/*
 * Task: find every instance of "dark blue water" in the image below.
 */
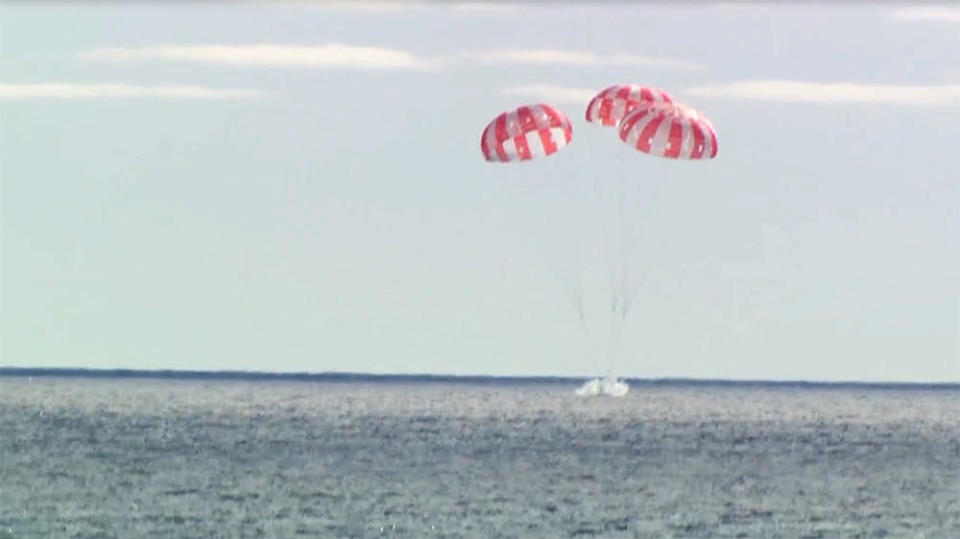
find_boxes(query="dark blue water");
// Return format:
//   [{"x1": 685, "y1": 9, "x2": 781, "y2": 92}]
[{"x1": 2, "y1": 370, "x2": 958, "y2": 537}]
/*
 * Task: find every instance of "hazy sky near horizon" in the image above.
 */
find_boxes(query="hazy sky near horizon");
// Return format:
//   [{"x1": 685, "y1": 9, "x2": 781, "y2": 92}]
[{"x1": 1, "y1": 3, "x2": 958, "y2": 383}]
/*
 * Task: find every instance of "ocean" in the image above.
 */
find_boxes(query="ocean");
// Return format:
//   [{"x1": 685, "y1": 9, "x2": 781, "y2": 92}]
[{"x1": 1, "y1": 371, "x2": 958, "y2": 538}]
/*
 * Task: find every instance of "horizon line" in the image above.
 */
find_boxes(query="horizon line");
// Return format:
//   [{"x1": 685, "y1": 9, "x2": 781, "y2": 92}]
[{"x1": 1, "y1": 367, "x2": 956, "y2": 390}]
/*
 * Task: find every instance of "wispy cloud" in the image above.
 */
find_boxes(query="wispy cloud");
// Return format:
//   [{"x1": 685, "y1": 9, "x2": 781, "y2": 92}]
[
  {"x1": 448, "y1": 2, "x2": 520, "y2": 13},
  {"x1": 0, "y1": 83, "x2": 260, "y2": 100},
  {"x1": 463, "y1": 49, "x2": 703, "y2": 71},
  {"x1": 685, "y1": 81, "x2": 960, "y2": 106},
  {"x1": 501, "y1": 84, "x2": 595, "y2": 105},
  {"x1": 318, "y1": 1, "x2": 421, "y2": 12},
  {"x1": 78, "y1": 44, "x2": 436, "y2": 70},
  {"x1": 302, "y1": 1, "x2": 519, "y2": 13},
  {"x1": 78, "y1": 44, "x2": 701, "y2": 72},
  {"x1": 888, "y1": 7, "x2": 960, "y2": 23},
  {"x1": 712, "y1": 3, "x2": 767, "y2": 11}
]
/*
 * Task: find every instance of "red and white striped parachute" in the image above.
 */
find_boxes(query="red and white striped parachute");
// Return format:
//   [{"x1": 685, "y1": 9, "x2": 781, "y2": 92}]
[
  {"x1": 618, "y1": 102, "x2": 718, "y2": 159},
  {"x1": 585, "y1": 84, "x2": 673, "y2": 127},
  {"x1": 481, "y1": 104, "x2": 573, "y2": 163}
]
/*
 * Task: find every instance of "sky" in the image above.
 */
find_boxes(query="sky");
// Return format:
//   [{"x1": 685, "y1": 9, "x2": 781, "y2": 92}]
[{"x1": 1, "y1": 2, "x2": 958, "y2": 383}]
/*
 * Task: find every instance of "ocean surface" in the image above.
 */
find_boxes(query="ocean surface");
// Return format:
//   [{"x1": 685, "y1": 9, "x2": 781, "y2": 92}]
[{"x1": 1, "y1": 372, "x2": 958, "y2": 538}]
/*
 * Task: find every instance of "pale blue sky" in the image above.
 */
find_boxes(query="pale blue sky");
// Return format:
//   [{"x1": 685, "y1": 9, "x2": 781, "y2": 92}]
[{"x1": 1, "y1": 3, "x2": 958, "y2": 382}]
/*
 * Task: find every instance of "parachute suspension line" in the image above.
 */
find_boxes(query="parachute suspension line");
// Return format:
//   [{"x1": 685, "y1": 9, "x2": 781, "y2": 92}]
[
  {"x1": 606, "y1": 148, "x2": 646, "y2": 381},
  {"x1": 609, "y1": 155, "x2": 631, "y2": 380},
  {"x1": 566, "y1": 147, "x2": 600, "y2": 347},
  {"x1": 602, "y1": 173, "x2": 621, "y2": 381},
  {"x1": 600, "y1": 163, "x2": 619, "y2": 320},
  {"x1": 567, "y1": 160, "x2": 587, "y2": 329},
  {"x1": 573, "y1": 150, "x2": 618, "y2": 382},
  {"x1": 607, "y1": 304, "x2": 628, "y2": 379}
]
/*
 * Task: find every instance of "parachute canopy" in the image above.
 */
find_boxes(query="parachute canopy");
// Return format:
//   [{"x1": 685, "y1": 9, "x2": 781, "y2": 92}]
[
  {"x1": 481, "y1": 104, "x2": 572, "y2": 163},
  {"x1": 585, "y1": 84, "x2": 673, "y2": 128},
  {"x1": 618, "y1": 102, "x2": 718, "y2": 159}
]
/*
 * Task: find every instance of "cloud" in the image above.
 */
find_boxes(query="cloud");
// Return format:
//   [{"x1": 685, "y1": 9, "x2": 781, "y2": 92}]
[
  {"x1": 888, "y1": 7, "x2": 960, "y2": 23},
  {"x1": 463, "y1": 49, "x2": 703, "y2": 71},
  {"x1": 318, "y1": 1, "x2": 422, "y2": 12},
  {"x1": 78, "y1": 44, "x2": 700, "y2": 72},
  {"x1": 712, "y1": 3, "x2": 767, "y2": 11},
  {"x1": 300, "y1": 1, "x2": 519, "y2": 12},
  {"x1": 78, "y1": 44, "x2": 436, "y2": 70},
  {"x1": 448, "y1": 2, "x2": 520, "y2": 13},
  {"x1": 0, "y1": 83, "x2": 260, "y2": 100},
  {"x1": 501, "y1": 84, "x2": 595, "y2": 105},
  {"x1": 684, "y1": 81, "x2": 960, "y2": 106}
]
